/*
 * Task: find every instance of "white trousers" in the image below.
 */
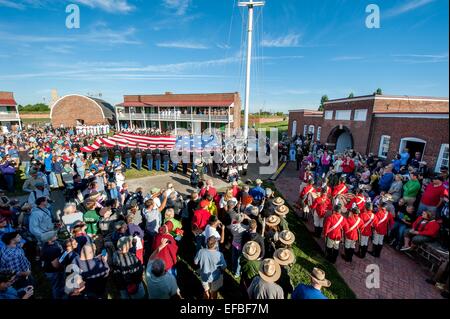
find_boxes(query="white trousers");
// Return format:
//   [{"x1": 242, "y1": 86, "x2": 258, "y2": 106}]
[
  {"x1": 360, "y1": 235, "x2": 370, "y2": 247},
  {"x1": 345, "y1": 239, "x2": 356, "y2": 249},
  {"x1": 326, "y1": 237, "x2": 340, "y2": 249},
  {"x1": 313, "y1": 211, "x2": 324, "y2": 227},
  {"x1": 373, "y1": 232, "x2": 384, "y2": 245}
]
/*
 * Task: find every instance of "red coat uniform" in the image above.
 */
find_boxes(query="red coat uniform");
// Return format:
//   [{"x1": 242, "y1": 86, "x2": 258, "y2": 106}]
[
  {"x1": 360, "y1": 210, "x2": 378, "y2": 236},
  {"x1": 300, "y1": 184, "x2": 316, "y2": 205},
  {"x1": 346, "y1": 195, "x2": 366, "y2": 211},
  {"x1": 374, "y1": 208, "x2": 394, "y2": 235},
  {"x1": 332, "y1": 183, "x2": 348, "y2": 197},
  {"x1": 311, "y1": 195, "x2": 331, "y2": 218},
  {"x1": 412, "y1": 217, "x2": 441, "y2": 238},
  {"x1": 324, "y1": 213, "x2": 347, "y2": 241},
  {"x1": 344, "y1": 215, "x2": 364, "y2": 241}
]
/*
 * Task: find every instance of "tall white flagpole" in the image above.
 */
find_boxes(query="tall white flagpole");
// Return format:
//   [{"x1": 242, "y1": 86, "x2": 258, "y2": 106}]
[{"x1": 239, "y1": 0, "x2": 265, "y2": 140}]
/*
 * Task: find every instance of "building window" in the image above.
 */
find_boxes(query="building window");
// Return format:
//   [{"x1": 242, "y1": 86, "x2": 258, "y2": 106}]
[
  {"x1": 354, "y1": 109, "x2": 368, "y2": 121},
  {"x1": 292, "y1": 120, "x2": 297, "y2": 137},
  {"x1": 308, "y1": 125, "x2": 315, "y2": 139},
  {"x1": 378, "y1": 135, "x2": 391, "y2": 158},
  {"x1": 324, "y1": 111, "x2": 333, "y2": 120},
  {"x1": 317, "y1": 126, "x2": 322, "y2": 141},
  {"x1": 335, "y1": 110, "x2": 352, "y2": 120},
  {"x1": 303, "y1": 125, "x2": 308, "y2": 136},
  {"x1": 436, "y1": 144, "x2": 449, "y2": 172}
]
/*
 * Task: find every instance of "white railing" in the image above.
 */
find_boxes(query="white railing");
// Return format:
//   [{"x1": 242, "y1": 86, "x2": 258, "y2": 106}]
[
  {"x1": 117, "y1": 113, "x2": 232, "y2": 122},
  {"x1": 0, "y1": 113, "x2": 19, "y2": 120}
]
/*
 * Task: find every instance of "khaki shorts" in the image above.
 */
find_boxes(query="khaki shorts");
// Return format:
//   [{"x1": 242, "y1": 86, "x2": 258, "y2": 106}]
[{"x1": 202, "y1": 274, "x2": 224, "y2": 292}]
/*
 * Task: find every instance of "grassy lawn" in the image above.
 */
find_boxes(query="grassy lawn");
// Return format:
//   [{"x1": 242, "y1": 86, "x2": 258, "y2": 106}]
[
  {"x1": 255, "y1": 121, "x2": 289, "y2": 140},
  {"x1": 265, "y1": 181, "x2": 356, "y2": 299},
  {"x1": 124, "y1": 167, "x2": 166, "y2": 180}
]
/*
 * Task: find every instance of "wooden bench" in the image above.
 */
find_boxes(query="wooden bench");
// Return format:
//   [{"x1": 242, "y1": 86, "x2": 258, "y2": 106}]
[{"x1": 416, "y1": 242, "x2": 449, "y2": 273}]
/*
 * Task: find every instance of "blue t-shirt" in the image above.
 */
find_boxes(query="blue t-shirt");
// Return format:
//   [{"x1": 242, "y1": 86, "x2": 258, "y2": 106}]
[
  {"x1": 292, "y1": 284, "x2": 328, "y2": 300},
  {"x1": 400, "y1": 152, "x2": 410, "y2": 166},
  {"x1": 194, "y1": 248, "x2": 227, "y2": 283},
  {"x1": 0, "y1": 287, "x2": 19, "y2": 299}
]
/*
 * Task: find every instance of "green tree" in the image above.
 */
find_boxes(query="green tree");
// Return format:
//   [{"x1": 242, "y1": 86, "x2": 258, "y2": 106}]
[
  {"x1": 374, "y1": 88, "x2": 383, "y2": 95},
  {"x1": 348, "y1": 92, "x2": 355, "y2": 98},
  {"x1": 18, "y1": 103, "x2": 50, "y2": 113},
  {"x1": 318, "y1": 95, "x2": 329, "y2": 111},
  {"x1": 275, "y1": 112, "x2": 284, "y2": 116}
]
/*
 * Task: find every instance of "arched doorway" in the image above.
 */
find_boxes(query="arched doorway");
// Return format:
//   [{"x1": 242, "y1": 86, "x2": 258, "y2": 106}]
[{"x1": 326, "y1": 125, "x2": 354, "y2": 153}]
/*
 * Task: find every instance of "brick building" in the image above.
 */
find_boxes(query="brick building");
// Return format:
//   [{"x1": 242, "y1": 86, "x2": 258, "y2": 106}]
[
  {"x1": 0, "y1": 91, "x2": 21, "y2": 132},
  {"x1": 50, "y1": 94, "x2": 116, "y2": 128},
  {"x1": 288, "y1": 94, "x2": 449, "y2": 172},
  {"x1": 115, "y1": 92, "x2": 242, "y2": 134}
]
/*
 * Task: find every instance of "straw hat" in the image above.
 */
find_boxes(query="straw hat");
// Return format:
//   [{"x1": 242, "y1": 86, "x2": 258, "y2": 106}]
[
  {"x1": 272, "y1": 197, "x2": 285, "y2": 206},
  {"x1": 275, "y1": 205, "x2": 289, "y2": 216},
  {"x1": 259, "y1": 258, "x2": 281, "y2": 283},
  {"x1": 242, "y1": 241, "x2": 261, "y2": 261},
  {"x1": 279, "y1": 230, "x2": 295, "y2": 245},
  {"x1": 310, "y1": 267, "x2": 331, "y2": 287},
  {"x1": 273, "y1": 248, "x2": 295, "y2": 266},
  {"x1": 265, "y1": 215, "x2": 281, "y2": 227},
  {"x1": 382, "y1": 194, "x2": 394, "y2": 203}
]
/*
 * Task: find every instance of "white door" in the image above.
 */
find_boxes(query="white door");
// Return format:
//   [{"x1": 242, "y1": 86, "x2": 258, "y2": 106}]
[{"x1": 292, "y1": 120, "x2": 297, "y2": 137}]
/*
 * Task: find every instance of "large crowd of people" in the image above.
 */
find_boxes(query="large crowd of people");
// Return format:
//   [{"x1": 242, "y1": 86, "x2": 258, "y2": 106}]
[
  {"x1": 0, "y1": 126, "x2": 448, "y2": 300},
  {"x1": 290, "y1": 133, "x2": 448, "y2": 298}
]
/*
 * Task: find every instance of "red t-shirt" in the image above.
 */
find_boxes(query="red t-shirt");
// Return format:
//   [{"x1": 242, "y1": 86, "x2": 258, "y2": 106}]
[{"x1": 421, "y1": 184, "x2": 445, "y2": 207}]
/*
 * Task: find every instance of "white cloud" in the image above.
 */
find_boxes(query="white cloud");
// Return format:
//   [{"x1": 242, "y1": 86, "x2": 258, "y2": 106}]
[
  {"x1": 0, "y1": 0, "x2": 135, "y2": 13},
  {"x1": 0, "y1": 25, "x2": 141, "y2": 45},
  {"x1": 386, "y1": 0, "x2": 435, "y2": 17},
  {"x1": 73, "y1": 0, "x2": 135, "y2": 13},
  {"x1": 156, "y1": 41, "x2": 209, "y2": 49},
  {"x1": 392, "y1": 53, "x2": 449, "y2": 64},
  {"x1": 0, "y1": 0, "x2": 25, "y2": 9},
  {"x1": 217, "y1": 44, "x2": 231, "y2": 50},
  {"x1": 45, "y1": 45, "x2": 74, "y2": 54},
  {"x1": 163, "y1": 0, "x2": 191, "y2": 16},
  {"x1": 331, "y1": 56, "x2": 364, "y2": 61},
  {"x1": 261, "y1": 33, "x2": 301, "y2": 48},
  {"x1": 0, "y1": 55, "x2": 304, "y2": 80}
]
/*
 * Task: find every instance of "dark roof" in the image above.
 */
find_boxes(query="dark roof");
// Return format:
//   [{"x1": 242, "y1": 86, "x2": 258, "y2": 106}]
[
  {"x1": 90, "y1": 97, "x2": 115, "y2": 119},
  {"x1": 119, "y1": 92, "x2": 239, "y2": 107}
]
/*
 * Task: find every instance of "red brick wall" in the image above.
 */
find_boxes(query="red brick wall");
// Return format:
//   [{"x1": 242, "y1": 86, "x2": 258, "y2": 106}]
[
  {"x1": 51, "y1": 96, "x2": 107, "y2": 127},
  {"x1": 374, "y1": 98, "x2": 449, "y2": 113},
  {"x1": 321, "y1": 99, "x2": 375, "y2": 153},
  {"x1": 19, "y1": 113, "x2": 50, "y2": 119},
  {"x1": 288, "y1": 112, "x2": 323, "y2": 138},
  {"x1": 369, "y1": 116, "x2": 449, "y2": 168}
]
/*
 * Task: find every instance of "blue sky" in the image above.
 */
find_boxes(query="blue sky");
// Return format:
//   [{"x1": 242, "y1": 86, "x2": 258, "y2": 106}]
[{"x1": 0, "y1": 0, "x2": 448, "y2": 112}]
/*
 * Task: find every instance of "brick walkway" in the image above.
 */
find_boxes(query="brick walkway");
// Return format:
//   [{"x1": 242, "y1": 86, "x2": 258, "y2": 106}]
[{"x1": 274, "y1": 162, "x2": 444, "y2": 299}]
